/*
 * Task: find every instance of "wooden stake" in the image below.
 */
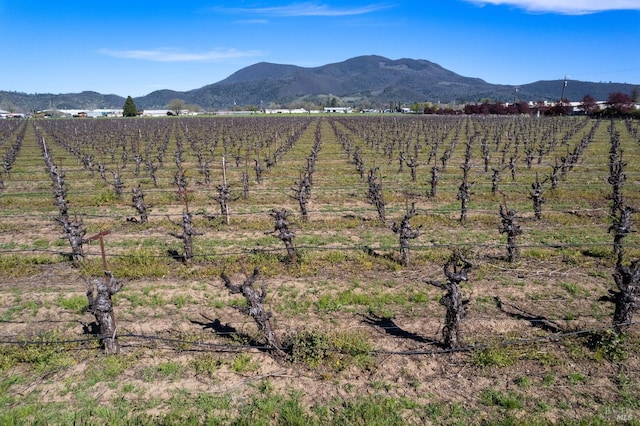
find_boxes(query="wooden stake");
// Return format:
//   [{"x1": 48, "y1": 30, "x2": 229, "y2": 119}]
[
  {"x1": 222, "y1": 155, "x2": 230, "y2": 225},
  {"x1": 177, "y1": 188, "x2": 193, "y2": 213},
  {"x1": 222, "y1": 155, "x2": 227, "y2": 186},
  {"x1": 87, "y1": 230, "x2": 111, "y2": 271}
]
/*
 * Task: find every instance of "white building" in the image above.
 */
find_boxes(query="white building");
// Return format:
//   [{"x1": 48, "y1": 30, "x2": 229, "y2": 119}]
[
  {"x1": 264, "y1": 108, "x2": 311, "y2": 114},
  {"x1": 141, "y1": 110, "x2": 172, "y2": 117},
  {"x1": 323, "y1": 107, "x2": 352, "y2": 113},
  {"x1": 53, "y1": 109, "x2": 122, "y2": 117}
]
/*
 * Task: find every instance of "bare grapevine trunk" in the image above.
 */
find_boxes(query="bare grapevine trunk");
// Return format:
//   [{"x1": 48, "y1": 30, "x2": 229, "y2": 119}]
[
  {"x1": 131, "y1": 185, "x2": 149, "y2": 224},
  {"x1": 168, "y1": 212, "x2": 202, "y2": 263},
  {"x1": 267, "y1": 209, "x2": 297, "y2": 263},
  {"x1": 85, "y1": 271, "x2": 123, "y2": 354},
  {"x1": 429, "y1": 166, "x2": 439, "y2": 198},
  {"x1": 457, "y1": 181, "x2": 472, "y2": 225},
  {"x1": 391, "y1": 203, "x2": 420, "y2": 266},
  {"x1": 291, "y1": 173, "x2": 312, "y2": 222},
  {"x1": 499, "y1": 204, "x2": 522, "y2": 263},
  {"x1": 221, "y1": 269, "x2": 286, "y2": 357},
  {"x1": 426, "y1": 251, "x2": 472, "y2": 349},
  {"x1": 367, "y1": 167, "x2": 385, "y2": 223},
  {"x1": 609, "y1": 206, "x2": 635, "y2": 265},
  {"x1": 611, "y1": 259, "x2": 640, "y2": 333},
  {"x1": 529, "y1": 173, "x2": 545, "y2": 220}
]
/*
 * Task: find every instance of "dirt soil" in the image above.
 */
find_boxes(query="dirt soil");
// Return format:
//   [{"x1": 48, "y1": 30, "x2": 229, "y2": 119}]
[{"x1": 1, "y1": 257, "x2": 638, "y2": 424}]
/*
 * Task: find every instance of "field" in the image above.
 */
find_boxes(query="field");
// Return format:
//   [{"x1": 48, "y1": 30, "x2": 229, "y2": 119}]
[{"x1": 1, "y1": 114, "x2": 639, "y2": 424}]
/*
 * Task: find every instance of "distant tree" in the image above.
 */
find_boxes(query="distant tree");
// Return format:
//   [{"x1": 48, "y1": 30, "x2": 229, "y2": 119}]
[
  {"x1": 631, "y1": 87, "x2": 640, "y2": 103},
  {"x1": 531, "y1": 100, "x2": 549, "y2": 116},
  {"x1": 579, "y1": 95, "x2": 599, "y2": 116},
  {"x1": 122, "y1": 96, "x2": 138, "y2": 117},
  {"x1": 506, "y1": 104, "x2": 519, "y2": 115},
  {"x1": 545, "y1": 99, "x2": 572, "y2": 116},
  {"x1": 463, "y1": 104, "x2": 479, "y2": 115},
  {"x1": 186, "y1": 103, "x2": 202, "y2": 113},
  {"x1": 167, "y1": 98, "x2": 187, "y2": 116},
  {"x1": 1, "y1": 101, "x2": 19, "y2": 114},
  {"x1": 411, "y1": 102, "x2": 433, "y2": 114},
  {"x1": 300, "y1": 100, "x2": 320, "y2": 111},
  {"x1": 605, "y1": 92, "x2": 633, "y2": 117},
  {"x1": 516, "y1": 101, "x2": 530, "y2": 115}
]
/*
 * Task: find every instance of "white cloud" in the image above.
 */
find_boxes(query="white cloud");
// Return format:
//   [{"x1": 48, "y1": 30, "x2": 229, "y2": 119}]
[
  {"x1": 467, "y1": 0, "x2": 640, "y2": 14},
  {"x1": 98, "y1": 48, "x2": 265, "y2": 62},
  {"x1": 223, "y1": 2, "x2": 392, "y2": 17}
]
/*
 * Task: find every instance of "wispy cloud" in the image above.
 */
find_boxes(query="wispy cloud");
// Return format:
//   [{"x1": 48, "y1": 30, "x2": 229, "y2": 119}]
[
  {"x1": 98, "y1": 48, "x2": 265, "y2": 62},
  {"x1": 221, "y1": 2, "x2": 392, "y2": 17},
  {"x1": 466, "y1": 0, "x2": 640, "y2": 14}
]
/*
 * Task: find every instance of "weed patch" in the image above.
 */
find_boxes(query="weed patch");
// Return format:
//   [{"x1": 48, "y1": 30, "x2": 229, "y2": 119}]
[
  {"x1": 286, "y1": 329, "x2": 372, "y2": 371},
  {"x1": 480, "y1": 388, "x2": 524, "y2": 409}
]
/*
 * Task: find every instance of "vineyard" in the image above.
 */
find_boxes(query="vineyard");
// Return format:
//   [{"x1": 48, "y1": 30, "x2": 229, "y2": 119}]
[{"x1": 1, "y1": 114, "x2": 639, "y2": 424}]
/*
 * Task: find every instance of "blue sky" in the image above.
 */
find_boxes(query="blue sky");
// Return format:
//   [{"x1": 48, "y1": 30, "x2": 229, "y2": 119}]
[{"x1": 1, "y1": 0, "x2": 638, "y2": 97}]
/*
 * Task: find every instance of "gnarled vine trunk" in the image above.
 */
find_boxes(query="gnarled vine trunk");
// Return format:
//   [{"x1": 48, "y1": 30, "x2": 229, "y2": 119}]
[
  {"x1": 426, "y1": 251, "x2": 472, "y2": 349},
  {"x1": 221, "y1": 269, "x2": 285, "y2": 357},
  {"x1": 85, "y1": 271, "x2": 123, "y2": 354}
]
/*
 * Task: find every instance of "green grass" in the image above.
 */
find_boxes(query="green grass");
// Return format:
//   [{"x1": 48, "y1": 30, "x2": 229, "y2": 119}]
[
  {"x1": 85, "y1": 354, "x2": 133, "y2": 385},
  {"x1": 0, "y1": 301, "x2": 41, "y2": 321},
  {"x1": 0, "y1": 333, "x2": 77, "y2": 375},
  {"x1": 471, "y1": 344, "x2": 519, "y2": 368},
  {"x1": 230, "y1": 353, "x2": 259, "y2": 373},
  {"x1": 0, "y1": 116, "x2": 638, "y2": 425},
  {"x1": 0, "y1": 254, "x2": 66, "y2": 276},
  {"x1": 286, "y1": 328, "x2": 373, "y2": 371},
  {"x1": 56, "y1": 295, "x2": 87, "y2": 313},
  {"x1": 480, "y1": 388, "x2": 524, "y2": 410},
  {"x1": 142, "y1": 361, "x2": 183, "y2": 382},
  {"x1": 561, "y1": 281, "x2": 590, "y2": 297},
  {"x1": 191, "y1": 353, "x2": 222, "y2": 379},
  {"x1": 567, "y1": 371, "x2": 588, "y2": 385}
]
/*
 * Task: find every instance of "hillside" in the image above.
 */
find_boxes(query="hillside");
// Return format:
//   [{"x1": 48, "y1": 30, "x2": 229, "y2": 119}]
[
  {"x1": 0, "y1": 91, "x2": 125, "y2": 113},
  {"x1": 1, "y1": 55, "x2": 637, "y2": 111}
]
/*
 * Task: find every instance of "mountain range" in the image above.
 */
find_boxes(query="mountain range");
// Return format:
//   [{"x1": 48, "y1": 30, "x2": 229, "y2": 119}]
[{"x1": 1, "y1": 55, "x2": 637, "y2": 112}]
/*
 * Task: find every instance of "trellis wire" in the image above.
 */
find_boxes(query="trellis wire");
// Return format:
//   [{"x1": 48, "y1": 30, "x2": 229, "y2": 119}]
[
  {"x1": 0, "y1": 322, "x2": 637, "y2": 358},
  {"x1": 2, "y1": 241, "x2": 640, "y2": 259}
]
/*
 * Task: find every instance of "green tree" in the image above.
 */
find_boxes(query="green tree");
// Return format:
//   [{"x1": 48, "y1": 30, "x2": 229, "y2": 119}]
[
  {"x1": 411, "y1": 102, "x2": 426, "y2": 114},
  {"x1": 122, "y1": 96, "x2": 138, "y2": 117}
]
